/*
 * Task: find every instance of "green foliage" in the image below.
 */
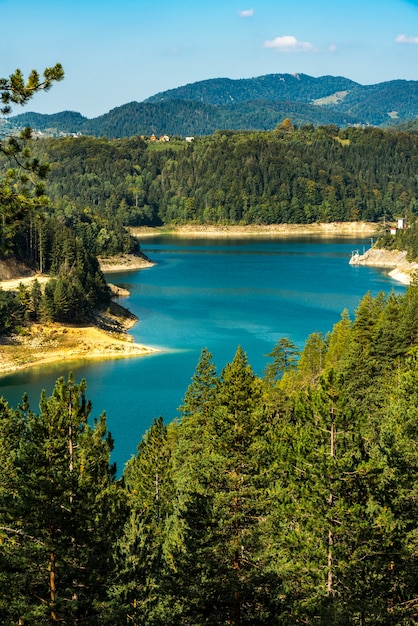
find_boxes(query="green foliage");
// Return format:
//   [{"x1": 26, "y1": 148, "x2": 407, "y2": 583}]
[
  {"x1": 108, "y1": 298, "x2": 418, "y2": 624},
  {"x1": 0, "y1": 126, "x2": 113, "y2": 328},
  {"x1": 8, "y1": 126, "x2": 417, "y2": 230},
  {"x1": 377, "y1": 220, "x2": 418, "y2": 261},
  {"x1": 0, "y1": 64, "x2": 64, "y2": 263},
  {"x1": 110, "y1": 416, "x2": 177, "y2": 625},
  {"x1": 145, "y1": 74, "x2": 359, "y2": 107},
  {"x1": 7, "y1": 98, "x2": 361, "y2": 138},
  {"x1": 0, "y1": 375, "x2": 124, "y2": 624},
  {"x1": 10, "y1": 74, "x2": 418, "y2": 135},
  {"x1": 0, "y1": 287, "x2": 25, "y2": 334},
  {"x1": 4, "y1": 66, "x2": 418, "y2": 620},
  {"x1": 4, "y1": 282, "x2": 418, "y2": 623},
  {"x1": 264, "y1": 336, "x2": 300, "y2": 382},
  {"x1": 0, "y1": 64, "x2": 64, "y2": 114},
  {"x1": 178, "y1": 347, "x2": 218, "y2": 417},
  {"x1": 0, "y1": 63, "x2": 133, "y2": 334},
  {"x1": 169, "y1": 347, "x2": 277, "y2": 624},
  {"x1": 9, "y1": 237, "x2": 111, "y2": 327}
]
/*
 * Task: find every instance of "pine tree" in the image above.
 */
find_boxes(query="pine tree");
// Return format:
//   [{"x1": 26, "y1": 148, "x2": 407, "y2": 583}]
[
  {"x1": 172, "y1": 347, "x2": 277, "y2": 625},
  {"x1": 264, "y1": 336, "x2": 300, "y2": 383},
  {"x1": 0, "y1": 396, "x2": 27, "y2": 622},
  {"x1": 30, "y1": 278, "x2": 42, "y2": 321},
  {"x1": 359, "y1": 354, "x2": 418, "y2": 624},
  {"x1": 1, "y1": 64, "x2": 63, "y2": 262},
  {"x1": 178, "y1": 347, "x2": 218, "y2": 419},
  {"x1": 297, "y1": 331, "x2": 328, "y2": 386},
  {"x1": 0, "y1": 375, "x2": 123, "y2": 624},
  {"x1": 111, "y1": 417, "x2": 177, "y2": 626},
  {"x1": 324, "y1": 308, "x2": 351, "y2": 370}
]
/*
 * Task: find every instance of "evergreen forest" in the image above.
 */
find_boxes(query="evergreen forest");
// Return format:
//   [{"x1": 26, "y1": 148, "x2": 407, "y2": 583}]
[
  {"x1": 4, "y1": 65, "x2": 418, "y2": 625},
  {"x1": 3, "y1": 286, "x2": 418, "y2": 624},
  {"x1": 8, "y1": 73, "x2": 418, "y2": 136},
  {"x1": 0, "y1": 67, "x2": 143, "y2": 334},
  {"x1": 4, "y1": 123, "x2": 417, "y2": 231}
]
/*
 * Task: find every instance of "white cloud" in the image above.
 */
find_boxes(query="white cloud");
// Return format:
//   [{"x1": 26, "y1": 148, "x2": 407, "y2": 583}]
[
  {"x1": 264, "y1": 35, "x2": 314, "y2": 52},
  {"x1": 239, "y1": 9, "x2": 254, "y2": 17},
  {"x1": 396, "y1": 34, "x2": 418, "y2": 44},
  {"x1": 329, "y1": 44, "x2": 337, "y2": 53}
]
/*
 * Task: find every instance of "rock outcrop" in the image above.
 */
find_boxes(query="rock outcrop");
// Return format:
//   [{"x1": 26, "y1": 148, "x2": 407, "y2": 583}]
[
  {"x1": 350, "y1": 248, "x2": 418, "y2": 285},
  {"x1": 0, "y1": 259, "x2": 35, "y2": 281}
]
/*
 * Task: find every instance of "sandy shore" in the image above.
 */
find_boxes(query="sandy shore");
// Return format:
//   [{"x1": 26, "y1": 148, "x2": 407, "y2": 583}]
[
  {"x1": 0, "y1": 224, "x2": 380, "y2": 375},
  {"x1": 0, "y1": 322, "x2": 159, "y2": 376},
  {"x1": 0, "y1": 266, "x2": 159, "y2": 376},
  {"x1": 0, "y1": 274, "x2": 50, "y2": 291},
  {"x1": 99, "y1": 253, "x2": 155, "y2": 273},
  {"x1": 350, "y1": 248, "x2": 418, "y2": 285},
  {"x1": 131, "y1": 222, "x2": 379, "y2": 238}
]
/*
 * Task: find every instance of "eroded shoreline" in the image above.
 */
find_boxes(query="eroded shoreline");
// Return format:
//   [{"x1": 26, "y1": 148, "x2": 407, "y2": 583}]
[
  {"x1": 99, "y1": 253, "x2": 155, "y2": 273},
  {"x1": 131, "y1": 221, "x2": 379, "y2": 238},
  {"x1": 0, "y1": 256, "x2": 158, "y2": 376},
  {"x1": 0, "y1": 222, "x2": 380, "y2": 376},
  {"x1": 0, "y1": 324, "x2": 159, "y2": 376},
  {"x1": 350, "y1": 248, "x2": 418, "y2": 285}
]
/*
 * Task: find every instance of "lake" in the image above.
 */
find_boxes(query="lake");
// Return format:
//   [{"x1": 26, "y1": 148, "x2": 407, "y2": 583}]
[{"x1": 0, "y1": 235, "x2": 406, "y2": 473}]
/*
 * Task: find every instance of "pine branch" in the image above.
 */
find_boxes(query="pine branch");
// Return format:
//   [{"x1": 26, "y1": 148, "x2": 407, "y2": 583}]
[{"x1": 0, "y1": 63, "x2": 64, "y2": 114}]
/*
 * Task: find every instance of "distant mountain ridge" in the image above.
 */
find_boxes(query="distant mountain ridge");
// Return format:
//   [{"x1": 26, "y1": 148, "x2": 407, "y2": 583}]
[
  {"x1": 144, "y1": 73, "x2": 359, "y2": 105},
  {"x1": 7, "y1": 73, "x2": 418, "y2": 137}
]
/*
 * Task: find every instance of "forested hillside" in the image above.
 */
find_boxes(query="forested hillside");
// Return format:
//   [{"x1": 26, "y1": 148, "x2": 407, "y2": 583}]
[
  {"x1": 3, "y1": 285, "x2": 418, "y2": 624},
  {"x1": 0, "y1": 66, "x2": 142, "y2": 334},
  {"x1": 9, "y1": 73, "x2": 418, "y2": 137},
  {"x1": 4, "y1": 63, "x2": 418, "y2": 625},
  {"x1": 7, "y1": 99, "x2": 360, "y2": 139},
  {"x1": 145, "y1": 73, "x2": 359, "y2": 105},
  {"x1": 147, "y1": 74, "x2": 418, "y2": 128},
  {"x1": 17, "y1": 125, "x2": 418, "y2": 227},
  {"x1": 0, "y1": 127, "x2": 139, "y2": 333}
]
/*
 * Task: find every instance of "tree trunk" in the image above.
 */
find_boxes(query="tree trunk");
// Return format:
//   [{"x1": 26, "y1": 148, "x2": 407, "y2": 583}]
[
  {"x1": 49, "y1": 545, "x2": 57, "y2": 622},
  {"x1": 327, "y1": 412, "x2": 336, "y2": 596}
]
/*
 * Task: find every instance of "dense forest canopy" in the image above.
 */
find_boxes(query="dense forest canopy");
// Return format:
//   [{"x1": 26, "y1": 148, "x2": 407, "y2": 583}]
[
  {"x1": 6, "y1": 99, "x2": 360, "y2": 138},
  {"x1": 3, "y1": 285, "x2": 418, "y2": 623},
  {"x1": 0, "y1": 64, "x2": 142, "y2": 334},
  {"x1": 4, "y1": 64, "x2": 418, "y2": 625},
  {"x1": 144, "y1": 73, "x2": 360, "y2": 105},
  {"x1": 8, "y1": 73, "x2": 418, "y2": 136},
  {"x1": 6, "y1": 125, "x2": 417, "y2": 228}
]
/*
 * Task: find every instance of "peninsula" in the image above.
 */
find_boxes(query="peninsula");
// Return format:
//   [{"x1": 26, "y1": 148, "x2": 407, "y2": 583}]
[
  {"x1": 0, "y1": 223, "x2": 379, "y2": 375},
  {"x1": 349, "y1": 248, "x2": 418, "y2": 285},
  {"x1": 0, "y1": 254, "x2": 158, "y2": 376}
]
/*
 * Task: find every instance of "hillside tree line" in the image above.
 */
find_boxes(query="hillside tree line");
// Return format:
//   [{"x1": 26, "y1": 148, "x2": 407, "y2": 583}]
[
  {"x1": 2, "y1": 285, "x2": 418, "y2": 623},
  {"x1": 10, "y1": 124, "x2": 418, "y2": 231}
]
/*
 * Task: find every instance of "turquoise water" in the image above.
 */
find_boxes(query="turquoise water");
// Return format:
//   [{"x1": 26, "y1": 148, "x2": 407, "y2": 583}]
[{"x1": 0, "y1": 236, "x2": 406, "y2": 473}]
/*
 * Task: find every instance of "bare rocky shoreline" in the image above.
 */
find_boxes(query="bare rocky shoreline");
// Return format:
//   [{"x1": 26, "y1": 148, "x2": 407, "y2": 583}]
[
  {"x1": 132, "y1": 221, "x2": 378, "y2": 238},
  {"x1": 349, "y1": 248, "x2": 418, "y2": 285},
  {"x1": 98, "y1": 253, "x2": 155, "y2": 272},
  {"x1": 0, "y1": 222, "x2": 381, "y2": 375},
  {"x1": 0, "y1": 254, "x2": 158, "y2": 376}
]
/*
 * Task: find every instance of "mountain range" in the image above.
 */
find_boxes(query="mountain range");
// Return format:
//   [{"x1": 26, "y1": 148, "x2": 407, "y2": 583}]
[{"x1": 6, "y1": 73, "x2": 418, "y2": 138}]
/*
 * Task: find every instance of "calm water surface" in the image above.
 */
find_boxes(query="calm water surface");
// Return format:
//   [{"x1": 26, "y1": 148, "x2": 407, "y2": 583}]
[{"x1": 0, "y1": 236, "x2": 406, "y2": 472}]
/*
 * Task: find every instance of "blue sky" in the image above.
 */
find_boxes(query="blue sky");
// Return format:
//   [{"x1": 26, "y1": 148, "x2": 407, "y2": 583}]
[{"x1": 2, "y1": 0, "x2": 418, "y2": 118}]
